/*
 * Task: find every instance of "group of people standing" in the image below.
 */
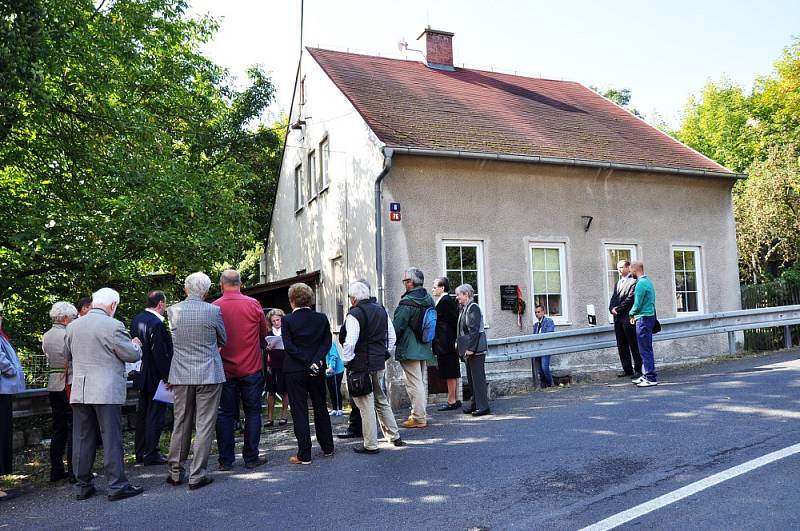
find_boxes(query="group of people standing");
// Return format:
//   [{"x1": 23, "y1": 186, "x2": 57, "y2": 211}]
[{"x1": 2, "y1": 264, "x2": 493, "y2": 502}]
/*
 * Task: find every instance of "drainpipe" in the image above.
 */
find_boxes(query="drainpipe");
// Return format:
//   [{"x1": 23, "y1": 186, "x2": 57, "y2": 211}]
[{"x1": 374, "y1": 147, "x2": 394, "y2": 306}]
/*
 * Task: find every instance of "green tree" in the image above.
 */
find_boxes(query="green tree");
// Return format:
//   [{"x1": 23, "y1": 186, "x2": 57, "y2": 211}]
[
  {"x1": 675, "y1": 80, "x2": 756, "y2": 173},
  {"x1": 734, "y1": 145, "x2": 800, "y2": 280},
  {"x1": 0, "y1": 0, "x2": 282, "y2": 383},
  {"x1": 590, "y1": 86, "x2": 643, "y2": 117}
]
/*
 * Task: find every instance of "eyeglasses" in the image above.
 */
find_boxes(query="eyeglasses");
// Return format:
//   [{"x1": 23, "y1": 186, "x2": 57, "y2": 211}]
[{"x1": 402, "y1": 278, "x2": 411, "y2": 283}]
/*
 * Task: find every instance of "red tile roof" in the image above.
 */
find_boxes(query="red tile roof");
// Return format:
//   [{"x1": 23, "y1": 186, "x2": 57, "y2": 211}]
[{"x1": 307, "y1": 47, "x2": 733, "y2": 175}]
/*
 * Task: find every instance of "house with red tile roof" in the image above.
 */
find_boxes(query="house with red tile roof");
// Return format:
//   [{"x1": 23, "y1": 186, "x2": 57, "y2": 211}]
[{"x1": 263, "y1": 28, "x2": 742, "y2": 399}]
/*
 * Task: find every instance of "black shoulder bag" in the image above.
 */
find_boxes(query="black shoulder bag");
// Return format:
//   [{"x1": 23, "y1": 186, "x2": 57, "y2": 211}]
[{"x1": 346, "y1": 307, "x2": 373, "y2": 397}]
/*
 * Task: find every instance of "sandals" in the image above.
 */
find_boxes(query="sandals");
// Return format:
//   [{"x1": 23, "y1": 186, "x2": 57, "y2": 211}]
[
  {"x1": 264, "y1": 419, "x2": 274, "y2": 427},
  {"x1": 278, "y1": 418, "x2": 288, "y2": 426}
]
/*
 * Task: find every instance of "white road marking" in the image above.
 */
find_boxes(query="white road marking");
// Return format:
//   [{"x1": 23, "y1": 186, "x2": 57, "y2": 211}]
[{"x1": 580, "y1": 442, "x2": 800, "y2": 531}]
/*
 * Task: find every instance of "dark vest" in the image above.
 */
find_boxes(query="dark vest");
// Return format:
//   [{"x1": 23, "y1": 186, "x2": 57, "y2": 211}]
[{"x1": 348, "y1": 301, "x2": 388, "y2": 372}]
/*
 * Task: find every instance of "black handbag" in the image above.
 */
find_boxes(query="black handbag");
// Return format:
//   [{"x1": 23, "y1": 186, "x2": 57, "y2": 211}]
[
  {"x1": 347, "y1": 370, "x2": 373, "y2": 397},
  {"x1": 346, "y1": 305, "x2": 373, "y2": 397},
  {"x1": 652, "y1": 309, "x2": 662, "y2": 334}
]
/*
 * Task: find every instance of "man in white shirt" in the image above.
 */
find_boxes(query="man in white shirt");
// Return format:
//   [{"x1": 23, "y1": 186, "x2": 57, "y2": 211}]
[{"x1": 342, "y1": 281, "x2": 405, "y2": 454}]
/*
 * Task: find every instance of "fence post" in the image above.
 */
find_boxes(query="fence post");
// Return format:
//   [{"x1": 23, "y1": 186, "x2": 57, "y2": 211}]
[
  {"x1": 728, "y1": 331, "x2": 736, "y2": 355},
  {"x1": 785, "y1": 325, "x2": 792, "y2": 349}
]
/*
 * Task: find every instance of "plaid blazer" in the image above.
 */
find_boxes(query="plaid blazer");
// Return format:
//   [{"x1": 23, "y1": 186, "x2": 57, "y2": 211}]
[{"x1": 167, "y1": 296, "x2": 227, "y2": 385}]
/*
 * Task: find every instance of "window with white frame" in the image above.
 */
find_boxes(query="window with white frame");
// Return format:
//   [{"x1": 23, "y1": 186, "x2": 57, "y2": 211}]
[
  {"x1": 530, "y1": 243, "x2": 568, "y2": 322},
  {"x1": 443, "y1": 241, "x2": 485, "y2": 310},
  {"x1": 604, "y1": 245, "x2": 637, "y2": 322},
  {"x1": 307, "y1": 150, "x2": 317, "y2": 199},
  {"x1": 294, "y1": 163, "x2": 304, "y2": 211},
  {"x1": 673, "y1": 246, "x2": 703, "y2": 314},
  {"x1": 320, "y1": 138, "x2": 330, "y2": 190}
]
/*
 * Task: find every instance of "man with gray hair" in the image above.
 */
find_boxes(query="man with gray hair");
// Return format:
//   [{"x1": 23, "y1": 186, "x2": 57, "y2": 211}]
[
  {"x1": 166, "y1": 272, "x2": 227, "y2": 490},
  {"x1": 342, "y1": 280, "x2": 404, "y2": 453},
  {"x1": 393, "y1": 267, "x2": 435, "y2": 428},
  {"x1": 212, "y1": 269, "x2": 268, "y2": 470},
  {"x1": 65, "y1": 288, "x2": 144, "y2": 501},
  {"x1": 42, "y1": 301, "x2": 79, "y2": 482}
]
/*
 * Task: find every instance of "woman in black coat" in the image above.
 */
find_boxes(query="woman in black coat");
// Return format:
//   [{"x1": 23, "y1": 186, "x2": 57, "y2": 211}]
[
  {"x1": 432, "y1": 277, "x2": 461, "y2": 411},
  {"x1": 281, "y1": 283, "x2": 335, "y2": 464}
]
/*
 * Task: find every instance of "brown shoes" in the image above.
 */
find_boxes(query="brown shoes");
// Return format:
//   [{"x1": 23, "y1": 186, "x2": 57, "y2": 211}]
[
  {"x1": 401, "y1": 418, "x2": 427, "y2": 429},
  {"x1": 289, "y1": 456, "x2": 311, "y2": 465}
]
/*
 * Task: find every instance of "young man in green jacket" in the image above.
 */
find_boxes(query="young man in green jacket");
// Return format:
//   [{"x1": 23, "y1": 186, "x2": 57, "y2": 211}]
[
  {"x1": 393, "y1": 267, "x2": 435, "y2": 428},
  {"x1": 629, "y1": 261, "x2": 658, "y2": 387}
]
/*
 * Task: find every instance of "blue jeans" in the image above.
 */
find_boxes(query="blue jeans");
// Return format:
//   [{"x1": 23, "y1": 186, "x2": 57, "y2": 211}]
[
  {"x1": 536, "y1": 355, "x2": 554, "y2": 387},
  {"x1": 216, "y1": 371, "x2": 264, "y2": 466},
  {"x1": 636, "y1": 316, "x2": 657, "y2": 382}
]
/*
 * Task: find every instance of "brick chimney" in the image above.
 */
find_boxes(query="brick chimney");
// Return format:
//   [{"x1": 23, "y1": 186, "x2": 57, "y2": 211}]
[{"x1": 417, "y1": 27, "x2": 455, "y2": 71}]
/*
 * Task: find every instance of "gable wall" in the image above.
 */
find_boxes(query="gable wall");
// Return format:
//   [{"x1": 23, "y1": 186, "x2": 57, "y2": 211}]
[{"x1": 265, "y1": 53, "x2": 385, "y2": 318}]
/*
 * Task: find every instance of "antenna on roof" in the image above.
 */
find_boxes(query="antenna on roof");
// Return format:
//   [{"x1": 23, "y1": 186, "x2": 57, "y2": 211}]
[{"x1": 397, "y1": 36, "x2": 425, "y2": 60}]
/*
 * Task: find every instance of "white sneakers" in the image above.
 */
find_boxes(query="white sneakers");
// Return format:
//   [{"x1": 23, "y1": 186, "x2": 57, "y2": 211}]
[
  {"x1": 328, "y1": 409, "x2": 344, "y2": 416},
  {"x1": 632, "y1": 376, "x2": 658, "y2": 387}
]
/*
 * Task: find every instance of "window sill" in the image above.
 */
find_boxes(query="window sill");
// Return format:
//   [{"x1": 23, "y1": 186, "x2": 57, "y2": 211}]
[{"x1": 294, "y1": 206, "x2": 304, "y2": 215}]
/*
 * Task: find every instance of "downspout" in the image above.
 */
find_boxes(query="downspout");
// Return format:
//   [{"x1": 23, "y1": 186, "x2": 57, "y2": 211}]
[{"x1": 374, "y1": 147, "x2": 394, "y2": 306}]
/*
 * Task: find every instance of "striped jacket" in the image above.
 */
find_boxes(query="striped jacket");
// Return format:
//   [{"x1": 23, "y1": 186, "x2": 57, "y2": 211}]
[{"x1": 167, "y1": 296, "x2": 227, "y2": 385}]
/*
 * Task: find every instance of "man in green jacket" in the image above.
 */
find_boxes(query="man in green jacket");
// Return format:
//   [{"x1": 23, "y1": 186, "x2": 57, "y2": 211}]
[
  {"x1": 629, "y1": 261, "x2": 658, "y2": 387},
  {"x1": 393, "y1": 267, "x2": 435, "y2": 428}
]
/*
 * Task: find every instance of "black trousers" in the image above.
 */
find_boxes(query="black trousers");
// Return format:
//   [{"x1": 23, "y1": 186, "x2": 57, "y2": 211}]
[
  {"x1": 0, "y1": 394, "x2": 12, "y2": 475},
  {"x1": 326, "y1": 372, "x2": 345, "y2": 410},
  {"x1": 72, "y1": 403, "x2": 129, "y2": 496},
  {"x1": 285, "y1": 371, "x2": 334, "y2": 462},
  {"x1": 614, "y1": 316, "x2": 642, "y2": 374},
  {"x1": 347, "y1": 400, "x2": 363, "y2": 435},
  {"x1": 134, "y1": 388, "x2": 168, "y2": 463},
  {"x1": 49, "y1": 390, "x2": 73, "y2": 477}
]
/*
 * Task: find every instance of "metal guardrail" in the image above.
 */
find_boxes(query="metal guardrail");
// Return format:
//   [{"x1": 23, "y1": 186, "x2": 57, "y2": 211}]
[
  {"x1": 12, "y1": 383, "x2": 139, "y2": 419},
  {"x1": 486, "y1": 305, "x2": 800, "y2": 363}
]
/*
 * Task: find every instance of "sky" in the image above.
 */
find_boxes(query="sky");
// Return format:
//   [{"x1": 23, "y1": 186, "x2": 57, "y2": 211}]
[{"x1": 188, "y1": 0, "x2": 799, "y2": 128}]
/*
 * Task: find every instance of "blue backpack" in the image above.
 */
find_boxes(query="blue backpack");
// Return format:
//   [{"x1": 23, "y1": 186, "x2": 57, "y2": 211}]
[{"x1": 399, "y1": 299, "x2": 437, "y2": 343}]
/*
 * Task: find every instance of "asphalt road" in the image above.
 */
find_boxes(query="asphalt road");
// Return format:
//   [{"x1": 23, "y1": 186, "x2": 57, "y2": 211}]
[{"x1": 4, "y1": 350, "x2": 800, "y2": 530}]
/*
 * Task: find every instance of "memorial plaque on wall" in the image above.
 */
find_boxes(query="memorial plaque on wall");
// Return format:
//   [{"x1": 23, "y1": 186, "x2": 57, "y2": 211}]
[{"x1": 500, "y1": 285, "x2": 518, "y2": 310}]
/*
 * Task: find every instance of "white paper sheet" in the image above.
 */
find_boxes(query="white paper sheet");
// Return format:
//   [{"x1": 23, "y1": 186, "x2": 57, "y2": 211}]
[
  {"x1": 266, "y1": 336, "x2": 284, "y2": 350},
  {"x1": 153, "y1": 380, "x2": 174, "y2": 404}
]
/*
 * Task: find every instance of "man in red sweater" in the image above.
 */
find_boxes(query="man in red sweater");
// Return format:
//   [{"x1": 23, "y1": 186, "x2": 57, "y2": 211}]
[{"x1": 213, "y1": 270, "x2": 268, "y2": 470}]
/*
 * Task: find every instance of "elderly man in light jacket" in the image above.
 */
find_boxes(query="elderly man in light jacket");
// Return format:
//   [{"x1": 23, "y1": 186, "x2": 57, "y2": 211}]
[
  {"x1": 166, "y1": 272, "x2": 227, "y2": 491},
  {"x1": 65, "y1": 288, "x2": 143, "y2": 502}
]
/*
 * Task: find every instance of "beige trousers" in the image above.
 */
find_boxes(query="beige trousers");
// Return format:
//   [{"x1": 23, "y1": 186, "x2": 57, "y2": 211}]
[
  {"x1": 399, "y1": 360, "x2": 428, "y2": 422},
  {"x1": 168, "y1": 384, "x2": 222, "y2": 485},
  {"x1": 351, "y1": 370, "x2": 400, "y2": 450}
]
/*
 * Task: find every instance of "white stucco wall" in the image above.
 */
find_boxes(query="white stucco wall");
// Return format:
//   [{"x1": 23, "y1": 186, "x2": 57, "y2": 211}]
[{"x1": 265, "y1": 52, "x2": 385, "y2": 319}]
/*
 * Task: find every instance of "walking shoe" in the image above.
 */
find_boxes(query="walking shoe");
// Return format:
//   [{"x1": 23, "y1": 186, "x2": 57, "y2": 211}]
[
  {"x1": 188, "y1": 477, "x2": 214, "y2": 491},
  {"x1": 401, "y1": 418, "x2": 427, "y2": 429},
  {"x1": 392, "y1": 438, "x2": 407, "y2": 447},
  {"x1": 437, "y1": 400, "x2": 462, "y2": 411},
  {"x1": 616, "y1": 371, "x2": 634, "y2": 378},
  {"x1": 217, "y1": 463, "x2": 233, "y2": 472},
  {"x1": 637, "y1": 379, "x2": 659, "y2": 387},
  {"x1": 245, "y1": 457, "x2": 267, "y2": 469},
  {"x1": 76, "y1": 486, "x2": 96, "y2": 501},
  {"x1": 289, "y1": 456, "x2": 311, "y2": 465},
  {"x1": 336, "y1": 431, "x2": 362, "y2": 439},
  {"x1": 631, "y1": 376, "x2": 645, "y2": 384},
  {"x1": 108, "y1": 485, "x2": 144, "y2": 501},
  {"x1": 353, "y1": 445, "x2": 380, "y2": 454}
]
